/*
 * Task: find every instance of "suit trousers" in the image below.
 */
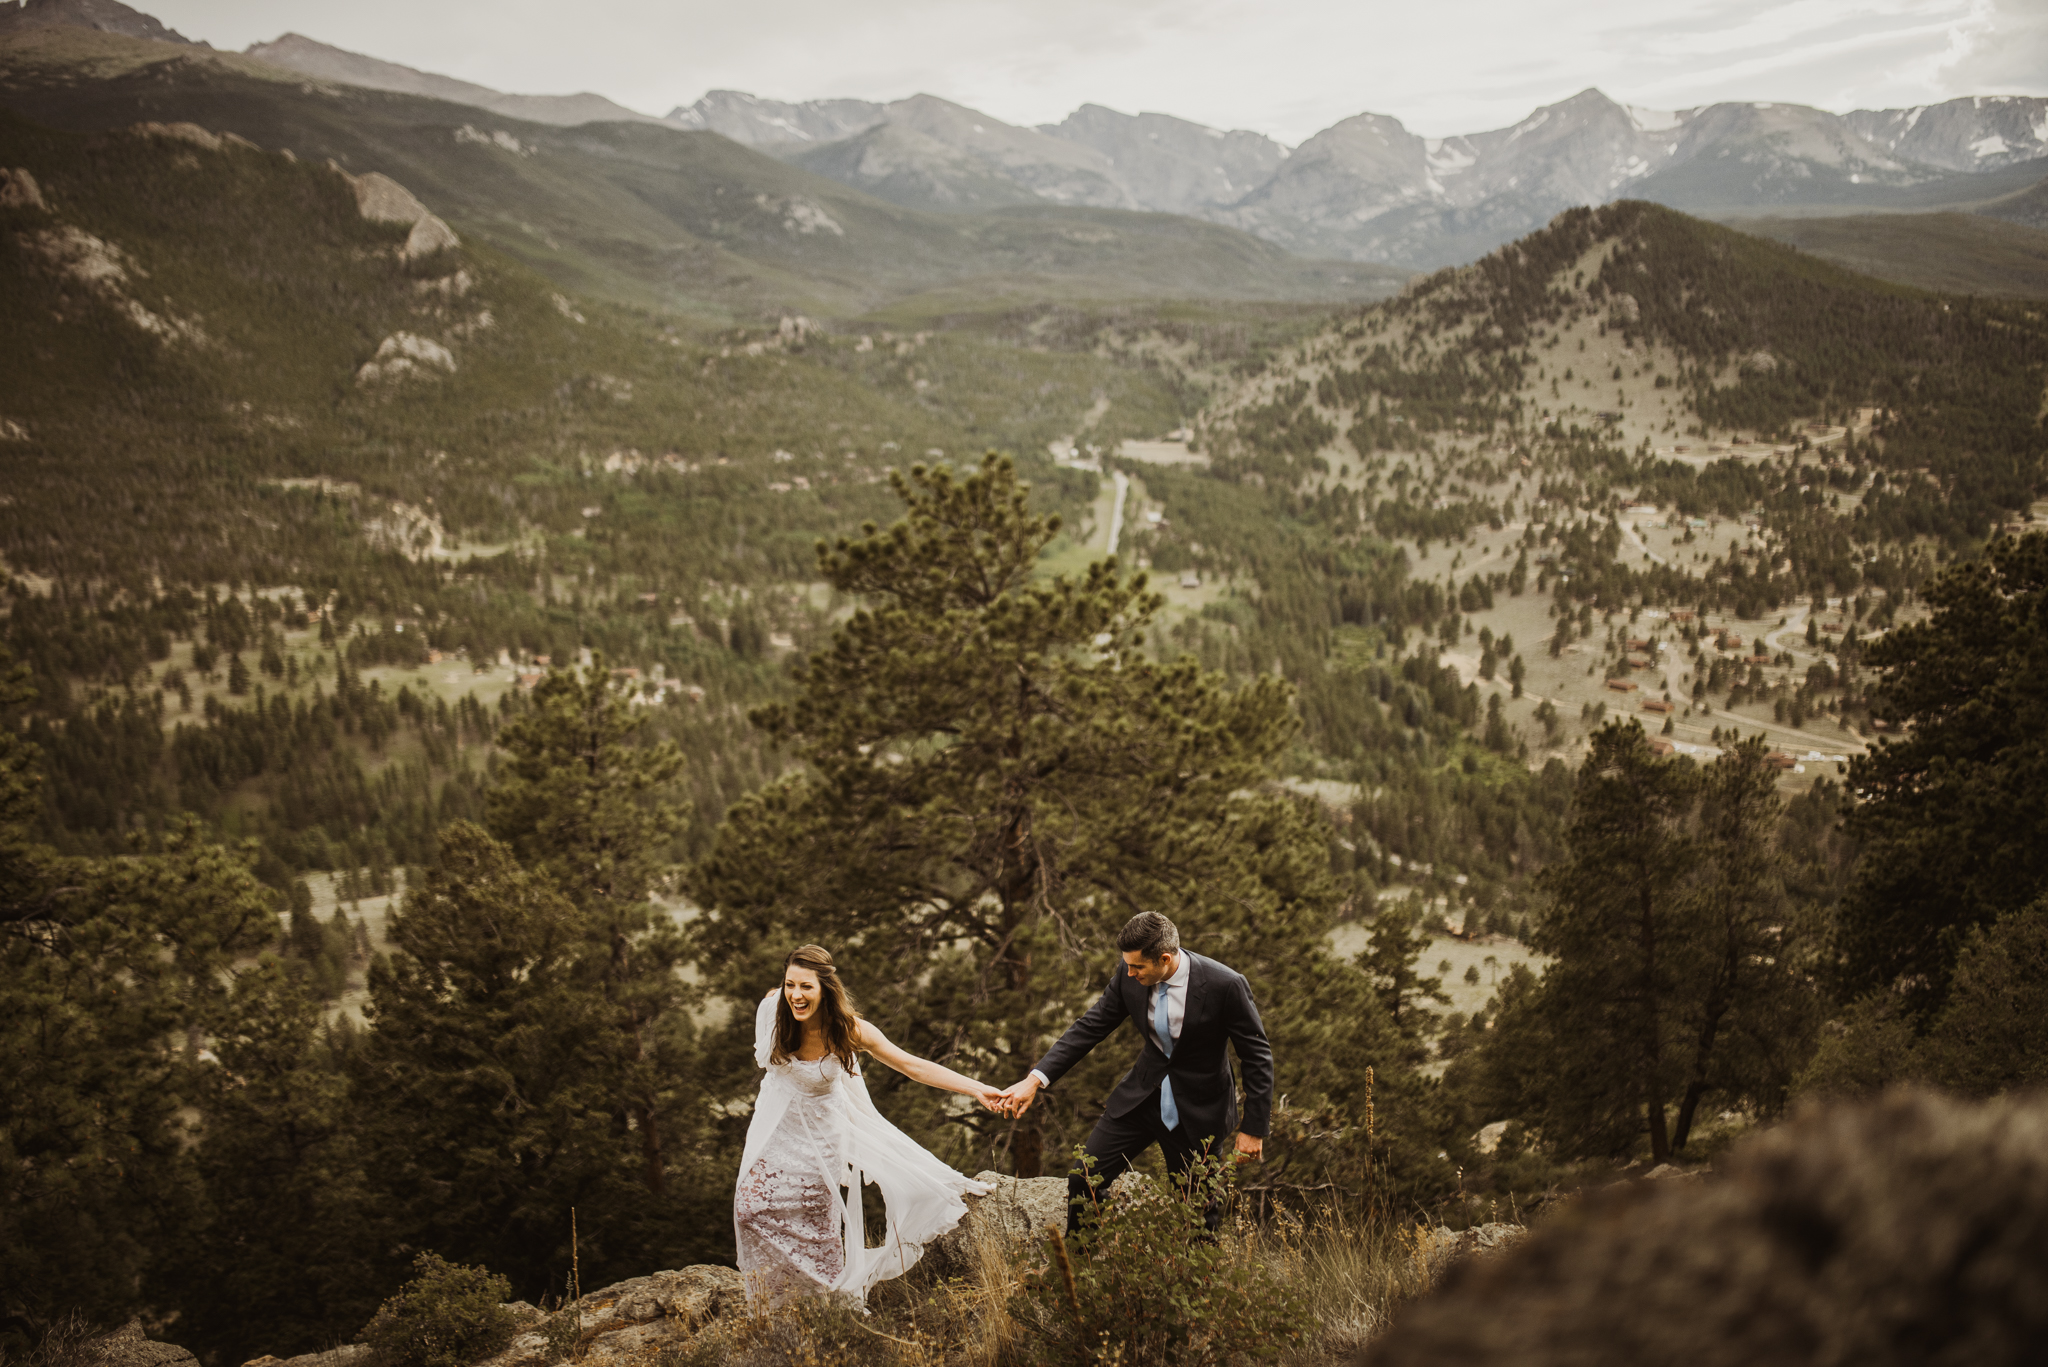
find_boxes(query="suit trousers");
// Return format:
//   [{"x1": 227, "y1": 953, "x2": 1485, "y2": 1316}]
[{"x1": 1066, "y1": 1091, "x2": 1227, "y2": 1234}]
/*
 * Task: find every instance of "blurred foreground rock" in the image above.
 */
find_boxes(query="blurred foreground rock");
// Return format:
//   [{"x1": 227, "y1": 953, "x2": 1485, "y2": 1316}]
[{"x1": 1366, "y1": 1090, "x2": 2048, "y2": 1367}]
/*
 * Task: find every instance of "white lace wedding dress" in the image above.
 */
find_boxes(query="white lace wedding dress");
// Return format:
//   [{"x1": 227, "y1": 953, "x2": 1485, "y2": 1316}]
[{"x1": 733, "y1": 993, "x2": 989, "y2": 1308}]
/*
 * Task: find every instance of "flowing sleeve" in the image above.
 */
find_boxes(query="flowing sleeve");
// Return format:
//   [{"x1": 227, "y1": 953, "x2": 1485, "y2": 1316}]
[
  {"x1": 753, "y1": 990, "x2": 779, "y2": 1068},
  {"x1": 838, "y1": 1070, "x2": 991, "y2": 1294}
]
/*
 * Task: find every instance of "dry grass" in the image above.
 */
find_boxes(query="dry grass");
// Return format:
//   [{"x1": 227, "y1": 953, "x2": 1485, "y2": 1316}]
[
  {"x1": 1229, "y1": 1210, "x2": 1437, "y2": 1363},
  {"x1": 665, "y1": 1205, "x2": 1442, "y2": 1367},
  {"x1": 0, "y1": 1314, "x2": 114, "y2": 1367}
]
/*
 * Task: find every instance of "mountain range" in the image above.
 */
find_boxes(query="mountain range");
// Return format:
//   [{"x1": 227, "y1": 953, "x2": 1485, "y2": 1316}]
[
  {"x1": 0, "y1": 11, "x2": 1395, "y2": 322},
  {"x1": 665, "y1": 86, "x2": 2048, "y2": 269},
  {"x1": 4, "y1": 0, "x2": 2047, "y2": 281}
]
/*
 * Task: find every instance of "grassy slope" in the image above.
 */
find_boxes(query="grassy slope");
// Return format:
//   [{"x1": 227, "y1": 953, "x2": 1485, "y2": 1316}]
[
  {"x1": 0, "y1": 27, "x2": 1405, "y2": 323},
  {"x1": 1723, "y1": 212, "x2": 2048, "y2": 300},
  {"x1": 0, "y1": 105, "x2": 1162, "y2": 591}
]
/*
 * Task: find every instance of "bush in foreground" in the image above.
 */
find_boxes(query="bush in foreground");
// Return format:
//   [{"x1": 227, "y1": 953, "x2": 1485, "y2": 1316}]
[
  {"x1": 360, "y1": 1254, "x2": 519, "y2": 1367},
  {"x1": 1009, "y1": 1158, "x2": 1313, "y2": 1367}
]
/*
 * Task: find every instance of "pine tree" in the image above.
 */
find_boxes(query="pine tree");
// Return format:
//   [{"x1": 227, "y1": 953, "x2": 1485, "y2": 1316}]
[
  {"x1": 354, "y1": 823, "x2": 617, "y2": 1295},
  {"x1": 485, "y1": 659, "x2": 695, "y2": 1198},
  {"x1": 1358, "y1": 897, "x2": 1449, "y2": 1048},
  {"x1": 170, "y1": 962, "x2": 379, "y2": 1362},
  {"x1": 1839, "y1": 532, "x2": 2048, "y2": 1016},
  {"x1": 1525, "y1": 720, "x2": 1700, "y2": 1163},
  {"x1": 693, "y1": 456, "x2": 1396, "y2": 1178}
]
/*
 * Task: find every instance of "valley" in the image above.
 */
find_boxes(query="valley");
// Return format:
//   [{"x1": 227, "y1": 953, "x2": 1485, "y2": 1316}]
[{"x1": 4, "y1": 4, "x2": 2048, "y2": 1360}]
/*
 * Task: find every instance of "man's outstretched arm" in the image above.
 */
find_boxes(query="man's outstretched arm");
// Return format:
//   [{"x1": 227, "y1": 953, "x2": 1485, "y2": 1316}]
[{"x1": 1000, "y1": 968, "x2": 1129, "y2": 1116}]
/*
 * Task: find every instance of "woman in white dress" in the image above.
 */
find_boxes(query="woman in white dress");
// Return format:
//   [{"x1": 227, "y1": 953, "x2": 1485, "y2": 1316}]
[{"x1": 734, "y1": 944, "x2": 1002, "y2": 1308}]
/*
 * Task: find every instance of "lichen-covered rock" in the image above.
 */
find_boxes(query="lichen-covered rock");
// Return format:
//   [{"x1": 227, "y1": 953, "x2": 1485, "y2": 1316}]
[
  {"x1": 471, "y1": 1266, "x2": 745, "y2": 1367},
  {"x1": 581, "y1": 1265, "x2": 744, "y2": 1331},
  {"x1": 925, "y1": 1171, "x2": 1070, "y2": 1279},
  {"x1": 403, "y1": 215, "x2": 459, "y2": 260},
  {"x1": 1416, "y1": 1221, "x2": 1526, "y2": 1275},
  {"x1": 241, "y1": 1346, "x2": 371, "y2": 1367},
  {"x1": 97, "y1": 1322, "x2": 198, "y2": 1367}
]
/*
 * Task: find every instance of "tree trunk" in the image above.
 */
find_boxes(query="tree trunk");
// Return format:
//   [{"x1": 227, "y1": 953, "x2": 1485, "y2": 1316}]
[
  {"x1": 1014, "y1": 1115, "x2": 1044, "y2": 1179},
  {"x1": 1636, "y1": 879, "x2": 1670, "y2": 1165},
  {"x1": 1673, "y1": 952, "x2": 1736, "y2": 1154},
  {"x1": 639, "y1": 1100, "x2": 666, "y2": 1194},
  {"x1": 1670, "y1": 1081, "x2": 1707, "y2": 1156},
  {"x1": 1645, "y1": 1097, "x2": 1671, "y2": 1165}
]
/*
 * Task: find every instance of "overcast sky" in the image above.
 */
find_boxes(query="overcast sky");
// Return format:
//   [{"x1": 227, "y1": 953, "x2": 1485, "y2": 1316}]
[{"x1": 149, "y1": 0, "x2": 2048, "y2": 144}]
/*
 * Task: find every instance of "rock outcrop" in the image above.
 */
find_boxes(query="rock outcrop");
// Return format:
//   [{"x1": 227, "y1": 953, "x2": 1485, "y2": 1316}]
[
  {"x1": 0, "y1": 166, "x2": 48, "y2": 210},
  {"x1": 926, "y1": 1171, "x2": 1070, "y2": 1278},
  {"x1": 342, "y1": 170, "x2": 459, "y2": 260},
  {"x1": 471, "y1": 1266, "x2": 745, "y2": 1367},
  {"x1": 96, "y1": 1322, "x2": 198, "y2": 1367},
  {"x1": 240, "y1": 1346, "x2": 370, "y2": 1367}
]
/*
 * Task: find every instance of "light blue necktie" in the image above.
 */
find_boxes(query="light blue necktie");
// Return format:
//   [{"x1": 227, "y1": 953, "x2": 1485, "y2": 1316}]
[{"x1": 1154, "y1": 982, "x2": 1179, "y2": 1131}]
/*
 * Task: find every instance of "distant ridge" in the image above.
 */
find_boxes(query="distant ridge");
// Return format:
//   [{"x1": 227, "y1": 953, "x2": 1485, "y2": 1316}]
[
  {"x1": 244, "y1": 33, "x2": 664, "y2": 128},
  {"x1": 0, "y1": 0, "x2": 199, "y2": 45}
]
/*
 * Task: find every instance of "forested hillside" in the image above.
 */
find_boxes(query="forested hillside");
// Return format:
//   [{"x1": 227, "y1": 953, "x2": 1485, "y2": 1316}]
[{"x1": 6, "y1": 80, "x2": 2048, "y2": 1367}]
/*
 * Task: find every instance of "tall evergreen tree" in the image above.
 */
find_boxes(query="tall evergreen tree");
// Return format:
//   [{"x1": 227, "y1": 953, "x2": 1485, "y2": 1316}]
[
  {"x1": 353, "y1": 823, "x2": 618, "y2": 1297},
  {"x1": 1839, "y1": 531, "x2": 2048, "y2": 1016},
  {"x1": 1476, "y1": 726, "x2": 1823, "y2": 1162},
  {"x1": 486, "y1": 661, "x2": 693, "y2": 1196},
  {"x1": 171, "y1": 962, "x2": 379, "y2": 1363},
  {"x1": 693, "y1": 456, "x2": 1397, "y2": 1179}
]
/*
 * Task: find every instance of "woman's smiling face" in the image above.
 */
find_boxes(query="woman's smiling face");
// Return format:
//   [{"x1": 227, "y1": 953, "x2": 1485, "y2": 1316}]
[{"x1": 784, "y1": 965, "x2": 822, "y2": 1023}]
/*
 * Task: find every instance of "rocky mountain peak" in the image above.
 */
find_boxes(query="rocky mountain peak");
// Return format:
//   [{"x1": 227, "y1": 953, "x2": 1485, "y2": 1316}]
[{"x1": 0, "y1": 0, "x2": 201, "y2": 45}]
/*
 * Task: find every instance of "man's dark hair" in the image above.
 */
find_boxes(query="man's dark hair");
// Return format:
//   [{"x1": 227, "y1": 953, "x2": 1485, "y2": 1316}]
[{"x1": 1116, "y1": 912, "x2": 1179, "y2": 959}]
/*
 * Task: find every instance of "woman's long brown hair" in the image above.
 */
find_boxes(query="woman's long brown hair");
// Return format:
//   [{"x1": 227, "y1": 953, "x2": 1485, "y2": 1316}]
[{"x1": 771, "y1": 944, "x2": 861, "y2": 1072}]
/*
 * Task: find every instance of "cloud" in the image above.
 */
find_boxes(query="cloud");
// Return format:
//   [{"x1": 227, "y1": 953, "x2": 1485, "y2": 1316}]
[{"x1": 148, "y1": 0, "x2": 2048, "y2": 143}]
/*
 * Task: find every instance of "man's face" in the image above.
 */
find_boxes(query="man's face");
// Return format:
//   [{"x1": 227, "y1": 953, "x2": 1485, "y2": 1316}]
[{"x1": 1122, "y1": 949, "x2": 1178, "y2": 988}]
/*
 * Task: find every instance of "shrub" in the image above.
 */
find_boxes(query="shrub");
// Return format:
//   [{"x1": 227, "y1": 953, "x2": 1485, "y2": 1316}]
[
  {"x1": 1008, "y1": 1154, "x2": 1312, "y2": 1366},
  {"x1": 360, "y1": 1254, "x2": 519, "y2": 1367}
]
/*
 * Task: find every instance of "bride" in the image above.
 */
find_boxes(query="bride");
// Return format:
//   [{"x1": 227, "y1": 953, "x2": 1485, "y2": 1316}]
[{"x1": 735, "y1": 944, "x2": 1003, "y2": 1308}]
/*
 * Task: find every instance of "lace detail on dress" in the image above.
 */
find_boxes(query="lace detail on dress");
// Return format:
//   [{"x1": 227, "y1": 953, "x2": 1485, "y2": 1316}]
[{"x1": 735, "y1": 1056, "x2": 852, "y2": 1307}]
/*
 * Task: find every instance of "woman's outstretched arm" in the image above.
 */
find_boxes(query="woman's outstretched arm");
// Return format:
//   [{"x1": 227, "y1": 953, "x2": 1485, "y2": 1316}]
[{"x1": 854, "y1": 1020, "x2": 1005, "y2": 1110}]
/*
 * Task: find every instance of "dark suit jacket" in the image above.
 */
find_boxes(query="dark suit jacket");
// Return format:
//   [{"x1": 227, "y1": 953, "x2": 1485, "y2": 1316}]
[{"x1": 1032, "y1": 952, "x2": 1274, "y2": 1140}]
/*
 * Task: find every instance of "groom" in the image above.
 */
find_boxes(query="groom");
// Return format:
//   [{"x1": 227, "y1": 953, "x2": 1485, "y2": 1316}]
[{"x1": 1000, "y1": 911, "x2": 1273, "y2": 1233}]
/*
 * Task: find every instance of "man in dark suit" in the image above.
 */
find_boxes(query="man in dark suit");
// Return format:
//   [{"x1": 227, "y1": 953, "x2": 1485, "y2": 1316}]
[{"x1": 998, "y1": 911, "x2": 1273, "y2": 1232}]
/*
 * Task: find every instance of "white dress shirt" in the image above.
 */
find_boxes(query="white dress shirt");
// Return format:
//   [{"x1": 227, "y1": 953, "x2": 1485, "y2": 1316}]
[{"x1": 1032, "y1": 949, "x2": 1191, "y2": 1088}]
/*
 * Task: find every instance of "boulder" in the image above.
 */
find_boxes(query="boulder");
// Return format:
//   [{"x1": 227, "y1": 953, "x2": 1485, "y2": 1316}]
[
  {"x1": 926, "y1": 1171, "x2": 1070, "y2": 1279},
  {"x1": 342, "y1": 170, "x2": 460, "y2": 260},
  {"x1": 472, "y1": 1266, "x2": 745, "y2": 1367},
  {"x1": 403, "y1": 215, "x2": 459, "y2": 260},
  {"x1": 579, "y1": 1265, "x2": 744, "y2": 1331},
  {"x1": 0, "y1": 167, "x2": 47, "y2": 211}
]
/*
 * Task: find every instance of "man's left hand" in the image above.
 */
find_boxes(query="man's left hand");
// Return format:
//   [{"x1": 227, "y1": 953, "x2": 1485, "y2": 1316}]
[{"x1": 1234, "y1": 1133, "x2": 1263, "y2": 1161}]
